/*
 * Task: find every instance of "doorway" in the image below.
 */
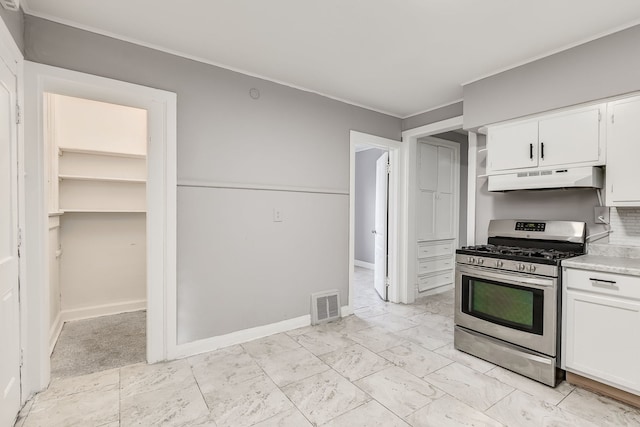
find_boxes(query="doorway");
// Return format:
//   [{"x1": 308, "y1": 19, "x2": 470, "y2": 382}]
[
  {"x1": 349, "y1": 131, "x2": 405, "y2": 313},
  {"x1": 45, "y1": 94, "x2": 148, "y2": 378},
  {"x1": 22, "y1": 62, "x2": 177, "y2": 399},
  {"x1": 354, "y1": 147, "x2": 389, "y2": 303}
]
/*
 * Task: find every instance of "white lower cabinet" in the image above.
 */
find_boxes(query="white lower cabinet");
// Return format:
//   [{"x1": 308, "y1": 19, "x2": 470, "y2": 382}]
[
  {"x1": 563, "y1": 267, "x2": 640, "y2": 395},
  {"x1": 417, "y1": 240, "x2": 454, "y2": 293}
]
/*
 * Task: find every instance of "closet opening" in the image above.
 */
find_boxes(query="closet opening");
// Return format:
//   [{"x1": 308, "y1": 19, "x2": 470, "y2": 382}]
[{"x1": 46, "y1": 93, "x2": 149, "y2": 378}]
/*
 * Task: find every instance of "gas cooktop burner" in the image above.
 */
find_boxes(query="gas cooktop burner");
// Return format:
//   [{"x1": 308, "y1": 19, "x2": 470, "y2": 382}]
[{"x1": 459, "y1": 244, "x2": 581, "y2": 261}]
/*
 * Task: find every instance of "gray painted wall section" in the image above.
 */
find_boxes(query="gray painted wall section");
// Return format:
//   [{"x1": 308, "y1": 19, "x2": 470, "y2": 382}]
[
  {"x1": 401, "y1": 101, "x2": 463, "y2": 131},
  {"x1": 355, "y1": 148, "x2": 386, "y2": 264},
  {"x1": 463, "y1": 24, "x2": 640, "y2": 129},
  {"x1": 24, "y1": 16, "x2": 401, "y2": 343},
  {"x1": 0, "y1": 6, "x2": 24, "y2": 53}
]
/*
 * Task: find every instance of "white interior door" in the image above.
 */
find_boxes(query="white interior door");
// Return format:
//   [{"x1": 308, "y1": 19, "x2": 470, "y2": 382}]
[
  {"x1": 374, "y1": 152, "x2": 389, "y2": 301},
  {"x1": 0, "y1": 58, "x2": 21, "y2": 427}
]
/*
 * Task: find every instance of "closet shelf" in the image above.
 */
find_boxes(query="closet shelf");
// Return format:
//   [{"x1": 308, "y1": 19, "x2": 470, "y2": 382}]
[
  {"x1": 58, "y1": 174, "x2": 146, "y2": 183},
  {"x1": 58, "y1": 147, "x2": 146, "y2": 159},
  {"x1": 60, "y1": 209, "x2": 147, "y2": 213}
]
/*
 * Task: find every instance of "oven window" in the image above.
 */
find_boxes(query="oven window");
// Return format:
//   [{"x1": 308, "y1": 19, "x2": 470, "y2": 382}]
[{"x1": 462, "y1": 276, "x2": 544, "y2": 335}]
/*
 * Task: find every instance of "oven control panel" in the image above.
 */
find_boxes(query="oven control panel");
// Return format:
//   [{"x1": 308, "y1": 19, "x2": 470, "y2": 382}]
[{"x1": 515, "y1": 221, "x2": 546, "y2": 232}]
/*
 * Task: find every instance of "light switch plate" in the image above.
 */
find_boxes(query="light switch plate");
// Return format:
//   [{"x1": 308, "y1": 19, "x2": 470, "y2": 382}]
[{"x1": 594, "y1": 206, "x2": 609, "y2": 224}]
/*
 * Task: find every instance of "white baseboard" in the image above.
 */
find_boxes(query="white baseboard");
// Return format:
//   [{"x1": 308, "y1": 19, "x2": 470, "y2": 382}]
[
  {"x1": 172, "y1": 304, "x2": 353, "y2": 360},
  {"x1": 354, "y1": 260, "x2": 375, "y2": 270},
  {"x1": 49, "y1": 311, "x2": 64, "y2": 355},
  {"x1": 60, "y1": 299, "x2": 147, "y2": 323}
]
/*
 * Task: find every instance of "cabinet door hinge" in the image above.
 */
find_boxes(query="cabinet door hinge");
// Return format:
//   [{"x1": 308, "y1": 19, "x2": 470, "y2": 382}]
[
  {"x1": 598, "y1": 110, "x2": 601, "y2": 122},
  {"x1": 16, "y1": 103, "x2": 21, "y2": 124},
  {"x1": 611, "y1": 184, "x2": 614, "y2": 193},
  {"x1": 611, "y1": 114, "x2": 615, "y2": 124},
  {"x1": 20, "y1": 349, "x2": 24, "y2": 367},
  {"x1": 386, "y1": 162, "x2": 391, "y2": 175}
]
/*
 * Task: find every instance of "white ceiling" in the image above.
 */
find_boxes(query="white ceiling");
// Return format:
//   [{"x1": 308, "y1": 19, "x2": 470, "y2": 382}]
[{"x1": 22, "y1": 1, "x2": 640, "y2": 118}]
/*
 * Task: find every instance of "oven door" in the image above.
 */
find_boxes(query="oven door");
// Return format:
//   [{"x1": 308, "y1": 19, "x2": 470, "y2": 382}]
[{"x1": 455, "y1": 264, "x2": 557, "y2": 357}]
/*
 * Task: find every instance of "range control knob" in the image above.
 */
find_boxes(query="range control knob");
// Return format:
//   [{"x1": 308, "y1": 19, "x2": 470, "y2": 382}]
[
  {"x1": 476, "y1": 258, "x2": 484, "y2": 265},
  {"x1": 468, "y1": 257, "x2": 476, "y2": 264},
  {"x1": 528, "y1": 265, "x2": 536, "y2": 273},
  {"x1": 495, "y1": 260, "x2": 503, "y2": 268},
  {"x1": 516, "y1": 263, "x2": 526, "y2": 271}
]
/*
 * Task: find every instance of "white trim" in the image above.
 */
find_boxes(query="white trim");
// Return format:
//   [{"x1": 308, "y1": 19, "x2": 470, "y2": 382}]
[
  {"x1": 171, "y1": 313, "x2": 313, "y2": 359},
  {"x1": 20, "y1": 8, "x2": 402, "y2": 119},
  {"x1": 178, "y1": 180, "x2": 348, "y2": 196},
  {"x1": 354, "y1": 260, "x2": 375, "y2": 270},
  {"x1": 401, "y1": 98, "x2": 463, "y2": 120},
  {"x1": 461, "y1": 18, "x2": 640, "y2": 86},
  {"x1": 59, "y1": 300, "x2": 147, "y2": 323},
  {"x1": 467, "y1": 132, "x2": 478, "y2": 246},
  {"x1": 340, "y1": 305, "x2": 353, "y2": 317},
  {"x1": 22, "y1": 62, "x2": 177, "y2": 398},
  {"x1": 48, "y1": 312, "x2": 63, "y2": 356},
  {"x1": 401, "y1": 116, "x2": 465, "y2": 303},
  {"x1": 349, "y1": 131, "x2": 405, "y2": 309}
]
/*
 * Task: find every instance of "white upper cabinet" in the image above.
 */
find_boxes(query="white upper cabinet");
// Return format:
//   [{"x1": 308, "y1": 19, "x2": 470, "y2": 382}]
[
  {"x1": 487, "y1": 104, "x2": 605, "y2": 174},
  {"x1": 417, "y1": 141, "x2": 456, "y2": 241},
  {"x1": 606, "y1": 95, "x2": 640, "y2": 206},
  {"x1": 487, "y1": 121, "x2": 538, "y2": 172}
]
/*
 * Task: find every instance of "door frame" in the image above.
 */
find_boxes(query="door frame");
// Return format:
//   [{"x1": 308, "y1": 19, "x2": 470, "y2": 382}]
[
  {"x1": 21, "y1": 62, "x2": 177, "y2": 397},
  {"x1": 0, "y1": 14, "x2": 24, "y2": 420},
  {"x1": 401, "y1": 116, "x2": 474, "y2": 303},
  {"x1": 349, "y1": 131, "x2": 404, "y2": 309}
]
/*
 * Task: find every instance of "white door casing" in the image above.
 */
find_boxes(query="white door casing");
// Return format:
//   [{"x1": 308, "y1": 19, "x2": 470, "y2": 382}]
[
  {"x1": 0, "y1": 55, "x2": 20, "y2": 427},
  {"x1": 22, "y1": 62, "x2": 177, "y2": 398},
  {"x1": 349, "y1": 131, "x2": 403, "y2": 308},
  {"x1": 374, "y1": 152, "x2": 389, "y2": 301}
]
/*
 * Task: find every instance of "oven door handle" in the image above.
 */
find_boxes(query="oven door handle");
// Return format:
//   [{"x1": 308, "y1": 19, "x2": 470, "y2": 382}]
[{"x1": 456, "y1": 265, "x2": 555, "y2": 289}]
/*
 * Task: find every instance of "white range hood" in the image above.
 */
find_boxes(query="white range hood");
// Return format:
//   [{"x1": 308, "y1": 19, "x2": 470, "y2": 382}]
[{"x1": 488, "y1": 166, "x2": 604, "y2": 192}]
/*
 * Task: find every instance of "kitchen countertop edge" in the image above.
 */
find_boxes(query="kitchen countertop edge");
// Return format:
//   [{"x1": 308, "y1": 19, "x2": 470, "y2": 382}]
[{"x1": 562, "y1": 255, "x2": 640, "y2": 277}]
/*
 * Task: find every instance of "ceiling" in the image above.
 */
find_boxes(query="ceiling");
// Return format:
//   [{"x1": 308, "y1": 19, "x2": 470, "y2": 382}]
[{"x1": 21, "y1": 1, "x2": 640, "y2": 118}]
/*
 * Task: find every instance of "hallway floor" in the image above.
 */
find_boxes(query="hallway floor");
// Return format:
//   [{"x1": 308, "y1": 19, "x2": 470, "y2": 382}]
[
  {"x1": 15, "y1": 268, "x2": 640, "y2": 426},
  {"x1": 50, "y1": 311, "x2": 146, "y2": 379}
]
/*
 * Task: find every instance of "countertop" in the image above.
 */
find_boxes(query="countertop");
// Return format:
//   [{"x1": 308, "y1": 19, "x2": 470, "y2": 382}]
[{"x1": 562, "y1": 254, "x2": 640, "y2": 277}]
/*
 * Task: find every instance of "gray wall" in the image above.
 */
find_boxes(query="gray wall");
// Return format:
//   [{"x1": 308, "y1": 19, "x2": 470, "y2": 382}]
[
  {"x1": 0, "y1": 6, "x2": 24, "y2": 53},
  {"x1": 402, "y1": 101, "x2": 463, "y2": 131},
  {"x1": 23, "y1": 16, "x2": 401, "y2": 343},
  {"x1": 463, "y1": 24, "x2": 640, "y2": 129},
  {"x1": 355, "y1": 148, "x2": 386, "y2": 264}
]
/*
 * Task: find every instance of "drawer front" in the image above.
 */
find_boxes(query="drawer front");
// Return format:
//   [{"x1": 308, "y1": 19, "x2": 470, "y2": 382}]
[
  {"x1": 564, "y1": 268, "x2": 640, "y2": 300},
  {"x1": 418, "y1": 256, "x2": 453, "y2": 275},
  {"x1": 418, "y1": 241, "x2": 453, "y2": 258},
  {"x1": 418, "y1": 271, "x2": 453, "y2": 292}
]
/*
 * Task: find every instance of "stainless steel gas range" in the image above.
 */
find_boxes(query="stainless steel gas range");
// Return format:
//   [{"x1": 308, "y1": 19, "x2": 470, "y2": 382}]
[{"x1": 454, "y1": 219, "x2": 586, "y2": 387}]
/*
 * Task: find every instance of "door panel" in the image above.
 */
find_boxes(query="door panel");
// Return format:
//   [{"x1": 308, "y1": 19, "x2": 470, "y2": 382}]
[
  {"x1": 538, "y1": 107, "x2": 601, "y2": 167},
  {"x1": 436, "y1": 146, "x2": 453, "y2": 193},
  {"x1": 0, "y1": 58, "x2": 20, "y2": 427},
  {"x1": 417, "y1": 143, "x2": 437, "y2": 191},
  {"x1": 374, "y1": 152, "x2": 388, "y2": 301},
  {"x1": 435, "y1": 192, "x2": 454, "y2": 239},
  {"x1": 417, "y1": 191, "x2": 435, "y2": 240}
]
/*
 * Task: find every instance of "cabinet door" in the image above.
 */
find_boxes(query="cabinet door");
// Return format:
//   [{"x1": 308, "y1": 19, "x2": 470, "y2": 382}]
[
  {"x1": 437, "y1": 146, "x2": 454, "y2": 194},
  {"x1": 565, "y1": 291, "x2": 640, "y2": 392},
  {"x1": 607, "y1": 96, "x2": 640, "y2": 206},
  {"x1": 418, "y1": 143, "x2": 438, "y2": 191},
  {"x1": 538, "y1": 106, "x2": 602, "y2": 168},
  {"x1": 487, "y1": 121, "x2": 538, "y2": 173}
]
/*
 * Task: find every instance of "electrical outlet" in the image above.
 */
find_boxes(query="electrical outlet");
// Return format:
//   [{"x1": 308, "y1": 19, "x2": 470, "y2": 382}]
[
  {"x1": 594, "y1": 206, "x2": 609, "y2": 224},
  {"x1": 273, "y1": 208, "x2": 283, "y2": 222}
]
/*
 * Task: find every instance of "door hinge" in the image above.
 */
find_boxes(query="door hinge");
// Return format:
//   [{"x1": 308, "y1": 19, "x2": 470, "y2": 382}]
[
  {"x1": 598, "y1": 110, "x2": 601, "y2": 122},
  {"x1": 17, "y1": 227, "x2": 22, "y2": 257},
  {"x1": 20, "y1": 349, "x2": 24, "y2": 367},
  {"x1": 611, "y1": 114, "x2": 615, "y2": 124},
  {"x1": 385, "y1": 277, "x2": 390, "y2": 288},
  {"x1": 386, "y1": 162, "x2": 391, "y2": 175},
  {"x1": 16, "y1": 103, "x2": 21, "y2": 124}
]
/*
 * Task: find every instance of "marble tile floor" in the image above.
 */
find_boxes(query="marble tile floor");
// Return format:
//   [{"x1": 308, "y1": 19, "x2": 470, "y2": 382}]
[{"x1": 15, "y1": 267, "x2": 640, "y2": 426}]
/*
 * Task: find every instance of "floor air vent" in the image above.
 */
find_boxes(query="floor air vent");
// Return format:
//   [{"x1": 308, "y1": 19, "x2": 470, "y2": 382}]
[{"x1": 311, "y1": 290, "x2": 341, "y2": 325}]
